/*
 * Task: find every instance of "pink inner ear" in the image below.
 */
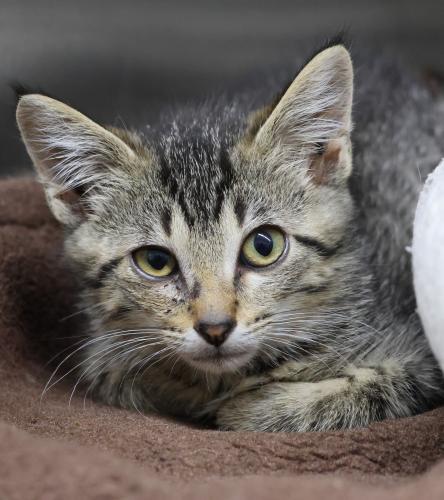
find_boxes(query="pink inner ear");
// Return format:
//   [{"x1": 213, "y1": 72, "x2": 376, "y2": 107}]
[
  {"x1": 56, "y1": 188, "x2": 87, "y2": 217},
  {"x1": 308, "y1": 144, "x2": 341, "y2": 185}
]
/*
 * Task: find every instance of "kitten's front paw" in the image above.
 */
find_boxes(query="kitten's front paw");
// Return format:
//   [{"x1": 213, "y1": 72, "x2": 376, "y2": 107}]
[
  {"x1": 216, "y1": 369, "x2": 380, "y2": 432},
  {"x1": 227, "y1": 361, "x2": 309, "y2": 399},
  {"x1": 216, "y1": 365, "x2": 398, "y2": 432},
  {"x1": 215, "y1": 381, "x2": 326, "y2": 432}
]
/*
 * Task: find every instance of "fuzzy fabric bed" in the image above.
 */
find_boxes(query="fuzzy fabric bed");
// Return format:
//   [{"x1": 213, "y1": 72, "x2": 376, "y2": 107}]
[{"x1": 1, "y1": 177, "x2": 444, "y2": 500}]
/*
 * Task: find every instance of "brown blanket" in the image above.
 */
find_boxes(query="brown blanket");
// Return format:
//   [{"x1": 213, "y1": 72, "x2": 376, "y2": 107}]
[{"x1": 1, "y1": 178, "x2": 443, "y2": 499}]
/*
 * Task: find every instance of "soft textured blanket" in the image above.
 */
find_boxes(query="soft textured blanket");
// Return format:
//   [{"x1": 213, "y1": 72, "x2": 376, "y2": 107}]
[{"x1": 1, "y1": 178, "x2": 443, "y2": 499}]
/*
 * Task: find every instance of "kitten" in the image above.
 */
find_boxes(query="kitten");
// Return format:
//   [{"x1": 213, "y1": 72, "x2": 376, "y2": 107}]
[{"x1": 16, "y1": 42, "x2": 444, "y2": 431}]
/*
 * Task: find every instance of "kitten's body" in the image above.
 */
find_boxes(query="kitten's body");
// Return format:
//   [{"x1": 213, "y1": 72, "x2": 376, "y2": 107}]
[{"x1": 17, "y1": 45, "x2": 444, "y2": 431}]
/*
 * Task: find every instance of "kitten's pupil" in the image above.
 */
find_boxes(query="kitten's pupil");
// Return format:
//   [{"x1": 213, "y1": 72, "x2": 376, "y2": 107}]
[
  {"x1": 254, "y1": 231, "x2": 273, "y2": 256},
  {"x1": 147, "y1": 249, "x2": 169, "y2": 270}
]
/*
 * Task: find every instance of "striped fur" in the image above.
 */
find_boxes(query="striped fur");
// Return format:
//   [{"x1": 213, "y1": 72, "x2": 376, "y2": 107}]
[{"x1": 16, "y1": 43, "x2": 444, "y2": 431}]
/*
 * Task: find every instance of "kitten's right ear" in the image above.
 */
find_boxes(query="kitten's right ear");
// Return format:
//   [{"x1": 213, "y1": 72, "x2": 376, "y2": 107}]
[{"x1": 16, "y1": 94, "x2": 136, "y2": 226}]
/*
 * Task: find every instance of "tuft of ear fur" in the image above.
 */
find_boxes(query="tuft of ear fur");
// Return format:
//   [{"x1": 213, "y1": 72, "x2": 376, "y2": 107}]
[
  {"x1": 255, "y1": 45, "x2": 354, "y2": 185},
  {"x1": 16, "y1": 94, "x2": 135, "y2": 226}
]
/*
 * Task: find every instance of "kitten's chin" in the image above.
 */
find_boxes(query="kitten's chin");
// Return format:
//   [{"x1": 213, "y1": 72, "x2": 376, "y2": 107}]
[
  {"x1": 178, "y1": 328, "x2": 257, "y2": 374},
  {"x1": 183, "y1": 350, "x2": 254, "y2": 374}
]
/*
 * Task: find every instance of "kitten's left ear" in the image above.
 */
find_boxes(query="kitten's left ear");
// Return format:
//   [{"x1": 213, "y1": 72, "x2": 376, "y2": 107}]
[
  {"x1": 16, "y1": 94, "x2": 136, "y2": 226},
  {"x1": 254, "y1": 45, "x2": 353, "y2": 185}
]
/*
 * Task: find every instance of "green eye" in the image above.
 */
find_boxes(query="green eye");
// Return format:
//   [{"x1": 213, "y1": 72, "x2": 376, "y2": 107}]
[
  {"x1": 132, "y1": 247, "x2": 177, "y2": 278},
  {"x1": 241, "y1": 227, "x2": 286, "y2": 268}
]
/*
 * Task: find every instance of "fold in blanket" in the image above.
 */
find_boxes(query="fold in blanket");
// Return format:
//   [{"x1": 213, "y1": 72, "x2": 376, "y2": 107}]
[{"x1": 0, "y1": 178, "x2": 443, "y2": 499}]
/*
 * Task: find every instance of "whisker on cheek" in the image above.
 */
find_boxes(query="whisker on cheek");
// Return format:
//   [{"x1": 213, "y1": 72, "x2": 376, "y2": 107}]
[
  {"x1": 71, "y1": 338, "x2": 172, "y2": 406},
  {"x1": 42, "y1": 327, "x2": 180, "y2": 399}
]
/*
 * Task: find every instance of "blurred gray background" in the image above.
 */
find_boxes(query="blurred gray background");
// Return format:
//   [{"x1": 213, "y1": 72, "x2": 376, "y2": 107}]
[{"x1": 1, "y1": 0, "x2": 443, "y2": 177}]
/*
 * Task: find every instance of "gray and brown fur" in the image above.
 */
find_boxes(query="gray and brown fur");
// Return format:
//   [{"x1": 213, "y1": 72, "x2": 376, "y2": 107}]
[{"x1": 16, "y1": 43, "x2": 444, "y2": 431}]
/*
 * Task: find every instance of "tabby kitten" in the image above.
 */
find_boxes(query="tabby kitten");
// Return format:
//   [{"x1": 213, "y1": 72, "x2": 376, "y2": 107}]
[{"x1": 16, "y1": 43, "x2": 444, "y2": 431}]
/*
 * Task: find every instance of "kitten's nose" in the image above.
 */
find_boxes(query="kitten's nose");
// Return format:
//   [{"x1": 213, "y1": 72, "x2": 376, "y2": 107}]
[{"x1": 195, "y1": 320, "x2": 236, "y2": 347}]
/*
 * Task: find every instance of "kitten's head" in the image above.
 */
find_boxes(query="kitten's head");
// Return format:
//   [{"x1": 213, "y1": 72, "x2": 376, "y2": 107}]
[{"x1": 17, "y1": 45, "x2": 354, "y2": 375}]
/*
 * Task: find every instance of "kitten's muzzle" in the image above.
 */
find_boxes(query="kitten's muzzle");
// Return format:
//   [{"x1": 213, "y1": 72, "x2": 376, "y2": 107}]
[{"x1": 194, "y1": 320, "x2": 236, "y2": 347}]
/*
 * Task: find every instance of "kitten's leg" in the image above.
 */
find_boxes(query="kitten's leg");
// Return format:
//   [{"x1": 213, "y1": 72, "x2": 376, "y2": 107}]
[{"x1": 216, "y1": 360, "x2": 432, "y2": 432}]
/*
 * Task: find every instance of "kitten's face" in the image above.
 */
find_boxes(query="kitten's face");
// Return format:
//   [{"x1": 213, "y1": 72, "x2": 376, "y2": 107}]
[
  {"x1": 66, "y1": 135, "x2": 353, "y2": 374},
  {"x1": 17, "y1": 45, "x2": 354, "y2": 375}
]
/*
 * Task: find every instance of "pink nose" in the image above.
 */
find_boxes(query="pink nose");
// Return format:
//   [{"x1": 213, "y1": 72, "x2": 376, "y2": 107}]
[{"x1": 194, "y1": 320, "x2": 236, "y2": 347}]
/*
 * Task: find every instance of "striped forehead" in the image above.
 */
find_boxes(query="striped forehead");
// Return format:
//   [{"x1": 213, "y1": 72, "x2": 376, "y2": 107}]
[
  {"x1": 156, "y1": 125, "x2": 236, "y2": 230},
  {"x1": 167, "y1": 198, "x2": 242, "y2": 281}
]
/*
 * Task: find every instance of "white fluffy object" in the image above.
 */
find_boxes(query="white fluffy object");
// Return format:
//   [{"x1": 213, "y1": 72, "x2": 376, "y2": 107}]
[{"x1": 413, "y1": 159, "x2": 444, "y2": 370}]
